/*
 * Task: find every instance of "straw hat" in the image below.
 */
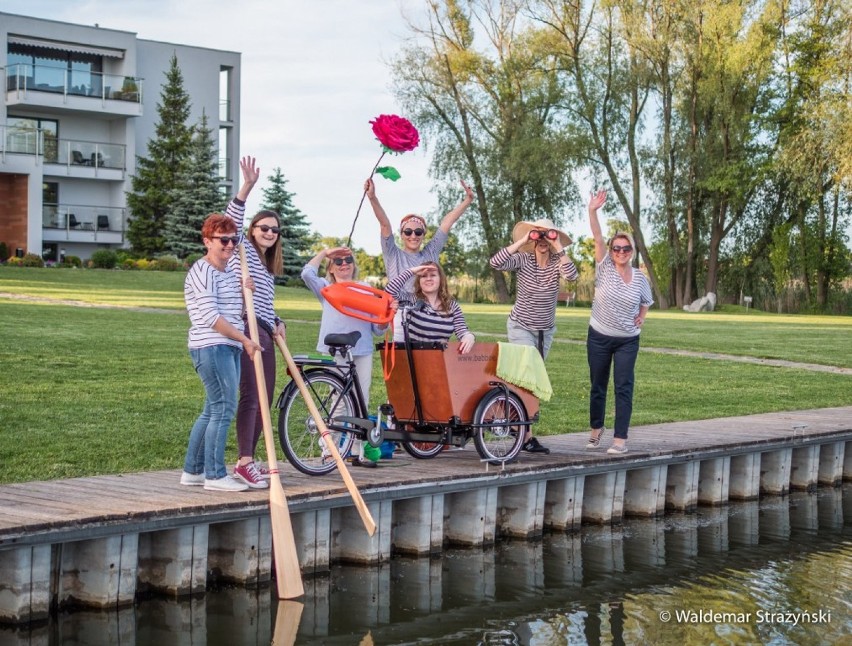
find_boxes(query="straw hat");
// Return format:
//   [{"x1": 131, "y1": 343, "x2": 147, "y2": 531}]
[{"x1": 511, "y1": 218, "x2": 572, "y2": 254}]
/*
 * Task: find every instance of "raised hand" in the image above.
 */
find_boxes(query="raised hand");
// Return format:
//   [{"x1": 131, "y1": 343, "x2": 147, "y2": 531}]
[{"x1": 589, "y1": 189, "x2": 607, "y2": 212}]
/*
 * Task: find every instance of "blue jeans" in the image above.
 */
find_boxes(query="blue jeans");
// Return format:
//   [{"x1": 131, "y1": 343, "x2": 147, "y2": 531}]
[
  {"x1": 587, "y1": 327, "x2": 640, "y2": 440},
  {"x1": 184, "y1": 344, "x2": 241, "y2": 479}
]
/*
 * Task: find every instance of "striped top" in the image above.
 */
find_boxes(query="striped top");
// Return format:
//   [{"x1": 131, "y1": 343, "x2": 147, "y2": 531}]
[
  {"x1": 184, "y1": 258, "x2": 245, "y2": 350},
  {"x1": 490, "y1": 247, "x2": 579, "y2": 331},
  {"x1": 385, "y1": 270, "x2": 471, "y2": 344},
  {"x1": 590, "y1": 254, "x2": 654, "y2": 337},
  {"x1": 224, "y1": 198, "x2": 278, "y2": 332}
]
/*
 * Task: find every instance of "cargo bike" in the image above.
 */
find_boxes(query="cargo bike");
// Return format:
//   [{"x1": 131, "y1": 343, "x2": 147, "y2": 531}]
[{"x1": 275, "y1": 304, "x2": 541, "y2": 476}]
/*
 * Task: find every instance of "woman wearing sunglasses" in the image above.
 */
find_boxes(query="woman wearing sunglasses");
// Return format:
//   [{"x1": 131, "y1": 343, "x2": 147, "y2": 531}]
[
  {"x1": 364, "y1": 177, "x2": 474, "y2": 288},
  {"x1": 181, "y1": 213, "x2": 262, "y2": 492},
  {"x1": 223, "y1": 156, "x2": 287, "y2": 489},
  {"x1": 489, "y1": 218, "x2": 578, "y2": 455},
  {"x1": 302, "y1": 247, "x2": 390, "y2": 467},
  {"x1": 585, "y1": 190, "x2": 653, "y2": 455}
]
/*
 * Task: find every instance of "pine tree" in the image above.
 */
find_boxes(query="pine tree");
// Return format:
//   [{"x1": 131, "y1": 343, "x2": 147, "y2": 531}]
[
  {"x1": 126, "y1": 53, "x2": 193, "y2": 256},
  {"x1": 260, "y1": 168, "x2": 312, "y2": 279},
  {"x1": 164, "y1": 112, "x2": 225, "y2": 258}
]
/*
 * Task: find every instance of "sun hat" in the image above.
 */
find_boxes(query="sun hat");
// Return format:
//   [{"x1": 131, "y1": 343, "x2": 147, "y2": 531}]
[{"x1": 511, "y1": 218, "x2": 572, "y2": 254}]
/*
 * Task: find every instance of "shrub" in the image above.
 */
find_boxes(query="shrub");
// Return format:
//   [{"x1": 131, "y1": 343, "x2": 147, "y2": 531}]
[
  {"x1": 63, "y1": 255, "x2": 83, "y2": 268},
  {"x1": 135, "y1": 258, "x2": 151, "y2": 271},
  {"x1": 21, "y1": 253, "x2": 45, "y2": 268},
  {"x1": 184, "y1": 253, "x2": 203, "y2": 268},
  {"x1": 90, "y1": 249, "x2": 118, "y2": 269},
  {"x1": 120, "y1": 258, "x2": 138, "y2": 270},
  {"x1": 6, "y1": 256, "x2": 22, "y2": 266},
  {"x1": 115, "y1": 249, "x2": 135, "y2": 264},
  {"x1": 154, "y1": 254, "x2": 183, "y2": 271}
]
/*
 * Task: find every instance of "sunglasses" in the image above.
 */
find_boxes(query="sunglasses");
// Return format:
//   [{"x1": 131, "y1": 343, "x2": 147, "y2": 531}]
[
  {"x1": 529, "y1": 229, "x2": 559, "y2": 241},
  {"x1": 402, "y1": 228, "x2": 425, "y2": 237},
  {"x1": 611, "y1": 245, "x2": 633, "y2": 253},
  {"x1": 254, "y1": 224, "x2": 280, "y2": 234},
  {"x1": 212, "y1": 235, "x2": 239, "y2": 247},
  {"x1": 332, "y1": 255, "x2": 355, "y2": 266}
]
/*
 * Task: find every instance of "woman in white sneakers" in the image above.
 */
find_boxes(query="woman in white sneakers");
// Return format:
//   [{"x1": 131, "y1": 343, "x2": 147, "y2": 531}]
[
  {"x1": 181, "y1": 214, "x2": 261, "y2": 492},
  {"x1": 585, "y1": 190, "x2": 653, "y2": 454}
]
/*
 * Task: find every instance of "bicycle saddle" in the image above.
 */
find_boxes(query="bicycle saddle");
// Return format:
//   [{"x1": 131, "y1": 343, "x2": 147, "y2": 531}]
[{"x1": 324, "y1": 331, "x2": 362, "y2": 349}]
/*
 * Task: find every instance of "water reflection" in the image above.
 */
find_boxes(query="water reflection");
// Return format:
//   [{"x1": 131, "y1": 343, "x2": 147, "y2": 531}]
[{"x1": 2, "y1": 487, "x2": 849, "y2": 645}]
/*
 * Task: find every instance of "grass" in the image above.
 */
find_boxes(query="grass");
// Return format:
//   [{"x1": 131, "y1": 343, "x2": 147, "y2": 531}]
[{"x1": 1, "y1": 266, "x2": 850, "y2": 484}]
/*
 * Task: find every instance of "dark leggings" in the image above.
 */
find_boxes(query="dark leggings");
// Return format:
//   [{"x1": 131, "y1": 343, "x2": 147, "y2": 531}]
[
  {"x1": 236, "y1": 324, "x2": 276, "y2": 458},
  {"x1": 587, "y1": 326, "x2": 640, "y2": 440}
]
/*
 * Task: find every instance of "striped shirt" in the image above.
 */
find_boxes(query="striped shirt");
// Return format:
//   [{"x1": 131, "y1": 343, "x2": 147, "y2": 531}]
[
  {"x1": 590, "y1": 254, "x2": 654, "y2": 337},
  {"x1": 490, "y1": 247, "x2": 579, "y2": 331},
  {"x1": 224, "y1": 198, "x2": 278, "y2": 332},
  {"x1": 185, "y1": 258, "x2": 245, "y2": 350},
  {"x1": 385, "y1": 270, "x2": 471, "y2": 344}
]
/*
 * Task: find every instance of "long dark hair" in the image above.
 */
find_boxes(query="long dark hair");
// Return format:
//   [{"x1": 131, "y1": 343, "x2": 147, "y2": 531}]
[{"x1": 248, "y1": 210, "x2": 283, "y2": 275}]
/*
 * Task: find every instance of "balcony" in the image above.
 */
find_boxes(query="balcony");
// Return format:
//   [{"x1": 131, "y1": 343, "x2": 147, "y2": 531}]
[
  {"x1": 42, "y1": 204, "x2": 125, "y2": 245},
  {"x1": 1, "y1": 126, "x2": 125, "y2": 180},
  {"x1": 4, "y1": 64, "x2": 143, "y2": 117}
]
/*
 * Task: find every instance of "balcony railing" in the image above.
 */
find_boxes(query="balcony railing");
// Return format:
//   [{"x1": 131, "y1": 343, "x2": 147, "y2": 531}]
[
  {"x1": 219, "y1": 99, "x2": 231, "y2": 122},
  {"x1": 42, "y1": 203, "x2": 125, "y2": 236},
  {"x1": 5, "y1": 63, "x2": 143, "y2": 104},
  {"x1": 0, "y1": 125, "x2": 125, "y2": 170}
]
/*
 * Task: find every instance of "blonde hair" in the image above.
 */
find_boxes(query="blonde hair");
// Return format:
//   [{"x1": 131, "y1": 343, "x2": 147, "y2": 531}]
[{"x1": 324, "y1": 254, "x2": 359, "y2": 283}]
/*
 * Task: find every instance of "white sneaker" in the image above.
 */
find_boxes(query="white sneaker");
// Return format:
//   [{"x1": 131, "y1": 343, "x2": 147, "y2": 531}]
[
  {"x1": 204, "y1": 476, "x2": 249, "y2": 492},
  {"x1": 180, "y1": 472, "x2": 205, "y2": 486}
]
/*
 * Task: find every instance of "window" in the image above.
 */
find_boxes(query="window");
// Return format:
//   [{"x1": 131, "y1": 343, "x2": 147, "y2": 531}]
[
  {"x1": 219, "y1": 67, "x2": 231, "y2": 121},
  {"x1": 42, "y1": 182, "x2": 59, "y2": 228},
  {"x1": 8, "y1": 42, "x2": 102, "y2": 94},
  {"x1": 8, "y1": 116, "x2": 58, "y2": 161}
]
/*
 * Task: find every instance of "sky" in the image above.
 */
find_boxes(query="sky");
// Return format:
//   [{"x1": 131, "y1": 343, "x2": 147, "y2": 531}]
[{"x1": 1, "y1": 0, "x2": 454, "y2": 255}]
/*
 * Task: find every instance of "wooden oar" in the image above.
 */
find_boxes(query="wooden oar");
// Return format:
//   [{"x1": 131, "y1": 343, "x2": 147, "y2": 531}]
[
  {"x1": 239, "y1": 245, "x2": 304, "y2": 599},
  {"x1": 274, "y1": 334, "x2": 377, "y2": 536},
  {"x1": 271, "y1": 600, "x2": 304, "y2": 645}
]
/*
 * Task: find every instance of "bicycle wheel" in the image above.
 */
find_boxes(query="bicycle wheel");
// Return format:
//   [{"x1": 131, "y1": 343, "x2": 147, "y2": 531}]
[
  {"x1": 401, "y1": 426, "x2": 445, "y2": 459},
  {"x1": 472, "y1": 388, "x2": 527, "y2": 462},
  {"x1": 277, "y1": 370, "x2": 357, "y2": 476}
]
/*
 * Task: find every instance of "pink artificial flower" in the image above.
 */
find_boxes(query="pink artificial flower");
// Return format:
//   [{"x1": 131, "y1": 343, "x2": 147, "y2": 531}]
[{"x1": 370, "y1": 114, "x2": 420, "y2": 153}]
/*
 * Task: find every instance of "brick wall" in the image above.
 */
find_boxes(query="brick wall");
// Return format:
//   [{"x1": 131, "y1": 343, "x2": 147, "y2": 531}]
[{"x1": 0, "y1": 174, "x2": 30, "y2": 256}]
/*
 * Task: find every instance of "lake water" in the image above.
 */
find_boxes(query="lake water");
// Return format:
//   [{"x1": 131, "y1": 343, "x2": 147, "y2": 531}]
[{"x1": 4, "y1": 486, "x2": 850, "y2": 645}]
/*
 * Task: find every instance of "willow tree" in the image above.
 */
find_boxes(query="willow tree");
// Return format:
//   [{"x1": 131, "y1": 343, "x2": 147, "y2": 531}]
[{"x1": 392, "y1": 0, "x2": 578, "y2": 302}]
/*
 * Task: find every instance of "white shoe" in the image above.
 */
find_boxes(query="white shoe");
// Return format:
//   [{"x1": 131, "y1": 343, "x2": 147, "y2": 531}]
[
  {"x1": 180, "y1": 471, "x2": 205, "y2": 486},
  {"x1": 204, "y1": 476, "x2": 249, "y2": 492}
]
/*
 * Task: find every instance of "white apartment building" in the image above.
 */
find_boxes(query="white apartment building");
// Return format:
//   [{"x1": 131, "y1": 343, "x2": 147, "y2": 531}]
[{"x1": 0, "y1": 12, "x2": 241, "y2": 261}]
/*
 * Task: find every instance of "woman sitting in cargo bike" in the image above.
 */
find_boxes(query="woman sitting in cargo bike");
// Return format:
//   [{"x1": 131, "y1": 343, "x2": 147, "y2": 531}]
[{"x1": 275, "y1": 262, "x2": 541, "y2": 474}]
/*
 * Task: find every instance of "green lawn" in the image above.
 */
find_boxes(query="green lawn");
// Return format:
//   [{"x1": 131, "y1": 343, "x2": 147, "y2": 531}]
[{"x1": 1, "y1": 266, "x2": 850, "y2": 484}]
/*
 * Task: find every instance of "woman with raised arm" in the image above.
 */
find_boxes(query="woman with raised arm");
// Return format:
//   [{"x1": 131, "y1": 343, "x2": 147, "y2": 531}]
[
  {"x1": 181, "y1": 214, "x2": 262, "y2": 492},
  {"x1": 585, "y1": 190, "x2": 654, "y2": 455},
  {"x1": 301, "y1": 247, "x2": 389, "y2": 467},
  {"x1": 365, "y1": 178, "x2": 473, "y2": 287},
  {"x1": 489, "y1": 218, "x2": 578, "y2": 454},
  {"x1": 224, "y1": 156, "x2": 287, "y2": 490}
]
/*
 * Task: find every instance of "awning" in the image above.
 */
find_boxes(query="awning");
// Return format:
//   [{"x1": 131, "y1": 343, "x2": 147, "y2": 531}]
[{"x1": 8, "y1": 35, "x2": 125, "y2": 59}]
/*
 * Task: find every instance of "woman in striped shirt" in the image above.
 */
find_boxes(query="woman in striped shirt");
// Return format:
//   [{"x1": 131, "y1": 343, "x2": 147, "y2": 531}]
[
  {"x1": 490, "y1": 218, "x2": 578, "y2": 454},
  {"x1": 182, "y1": 214, "x2": 262, "y2": 493},
  {"x1": 224, "y1": 157, "x2": 287, "y2": 489},
  {"x1": 385, "y1": 263, "x2": 476, "y2": 353},
  {"x1": 585, "y1": 190, "x2": 654, "y2": 455}
]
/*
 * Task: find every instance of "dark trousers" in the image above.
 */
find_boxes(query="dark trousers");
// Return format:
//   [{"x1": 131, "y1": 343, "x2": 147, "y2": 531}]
[
  {"x1": 236, "y1": 324, "x2": 276, "y2": 458},
  {"x1": 587, "y1": 326, "x2": 640, "y2": 440}
]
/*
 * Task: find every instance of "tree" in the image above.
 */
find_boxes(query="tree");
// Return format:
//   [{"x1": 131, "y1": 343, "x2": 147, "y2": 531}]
[
  {"x1": 164, "y1": 112, "x2": 224, "y2": 258},
  {"x1": 126, "y1": 53, "x2": 193, "y2": 256},
  {"x1": 392, "y1": 0, "x2": 578, "y2": 303},
  {"x1": 261, "y1": 168, "x2": 312, "y2": 280}
]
